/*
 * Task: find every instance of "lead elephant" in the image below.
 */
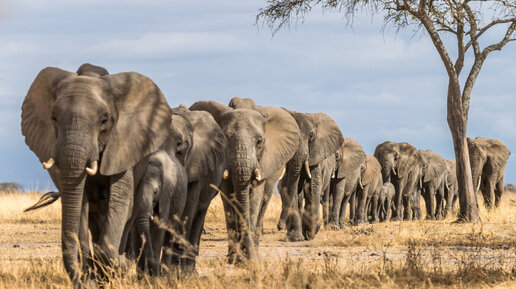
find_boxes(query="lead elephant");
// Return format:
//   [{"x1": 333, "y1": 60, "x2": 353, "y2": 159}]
[
  {"x1": 374, "y1": 141, "x2": 420, "y2": 221},
  {"x1": 467, "y1": 137, "x2": 511, "y2": 208},
  {"x1": 277, "y1": 109, "x2": 344, "y2": 241},
  {"x1": 21, "y1": 64, "x2": 171, "y2": 287},
  {"x1": 190, "y1": 100, "x2": 300, "y2": 263},
  {"x1": 418, "y1": 150, "x2": 447, "y2": 220}
]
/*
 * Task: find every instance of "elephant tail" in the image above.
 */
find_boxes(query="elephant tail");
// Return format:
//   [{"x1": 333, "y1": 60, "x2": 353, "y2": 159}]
[{"x1": 24, "y1": 191, "x2": 61, "y2": 212}]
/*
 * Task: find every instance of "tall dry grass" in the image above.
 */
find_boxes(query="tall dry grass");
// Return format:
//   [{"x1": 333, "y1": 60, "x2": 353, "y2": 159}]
[{"x1": 0, "y1": 191, "x2": 515, "y2": 288}]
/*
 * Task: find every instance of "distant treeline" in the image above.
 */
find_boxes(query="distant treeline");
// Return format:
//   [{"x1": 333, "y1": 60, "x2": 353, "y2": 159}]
[
  {"x1": 0, "y1": 182, "x2": 24, "y2": 193},
  {"x1": 506, "y1": 184, "x2": 516, "y2": 193}
]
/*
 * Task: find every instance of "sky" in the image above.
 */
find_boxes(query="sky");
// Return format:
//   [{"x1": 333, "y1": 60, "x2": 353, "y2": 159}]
[{"x1": 0, "y1": 0, "x2": 514, "y2": 191}]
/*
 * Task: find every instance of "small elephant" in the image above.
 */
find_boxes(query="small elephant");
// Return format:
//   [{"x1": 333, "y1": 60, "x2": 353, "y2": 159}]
[
  {"x1": 127, "y1": 151, "x2": 187, "y2": 276},
  {"x1": 374, "y1": 141, "x2": 420, "y2": 221},
  {"x1": 21, "y1": 64, "x2": 171, "y2": 287},
  {"x1": 377, "y1": 183, "x2": 395, "y2": 222},
  {"x1": 467, "y1": 137, "x2": 511, "y2": 208}
]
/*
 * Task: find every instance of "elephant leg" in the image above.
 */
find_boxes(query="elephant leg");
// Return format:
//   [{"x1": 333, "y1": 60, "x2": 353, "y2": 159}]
[
  {"x1": 353, "y1": 185, "x2": 368, "y2": 225},
  {"x1": 219, "y1": 180, "x2": 239, "y2": 264},
  {"x1": 79, "y1": 196, "x2": 93, "y2": 277},
  {"x1": 302, "y1": 165, "x2": 322, "y2": 240},
  {"x1": 249, "y1": 183, "x2": 265, "y2": 247},
  {"x1": 435, "y1": 182, "x2": 445, "y2": 220},
  {"x1": 370, "y1": 191, "x2": 379, "y2": 224},
  {"x1": 286, "y1": 182, "x2": 305, "y2": 242},
  {"x1": 422, "y1": 188, "x2": 435, "y2": 220},
  {"x1": 483, "y1": 174, "x2": 497, "y2": 209},
  {"x1": 402, "y1": 192, "x2": 412, "y2": 222},
  {"x1": 255, "y1": 176, "x2": 276, "y2": 246},
  {"x1": 98, "y1": 170, "x2": 134, "y2": 269},
  {"x1": 150, "y1": 221, "x2": 165, "y2": 276},
  {"x1": 494, "y1": 176, "x2": 504, "y2": 208},
  {"x1": 321, "y1": 182, "x2": 330, "y2": 227},
  {"x1": 329, "y1": 178, "x2": 345, "y2": 229},
  {"x1": 348, "y1": 192, "x2": 356, "y2": 225},
  {"x1": 185, "y1": 208, "x2": 209, "y2": 272},
  {"x1": 444, "y1": 186, "x2": 453, "y2": 218},
  {"x1": 391, "y1": 181, "x2": 403, "y2": 221},
  {"x1": 277, "y1": 178, "x2": 288, "y2": 231}
]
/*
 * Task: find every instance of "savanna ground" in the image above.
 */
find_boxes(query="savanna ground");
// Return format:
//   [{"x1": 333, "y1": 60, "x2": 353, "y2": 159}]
[{"x1": 0, "y1": 190, "x2": 515, "y2": 288}]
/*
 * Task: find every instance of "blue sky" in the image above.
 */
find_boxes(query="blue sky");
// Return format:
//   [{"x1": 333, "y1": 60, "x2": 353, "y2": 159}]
[{"x1": 0, "y1": 0, "x2": 514, "y2": 191}]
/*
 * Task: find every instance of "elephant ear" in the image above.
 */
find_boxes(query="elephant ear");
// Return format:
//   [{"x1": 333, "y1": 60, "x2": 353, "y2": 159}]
[
  {"x1": 423, "y1": 155, "x2": 446, "y2": 182},
  {"x1": 361, "y1": 155, "x2": 381, "y2": 186},
  {"x1": 180, "y1": 110, "x2": 227, "y2": 182},
  {"x1": 397, "y1": 142, "x2": 418, "y2": 177},
  {"x1": 258, "y1": 106, "x2": 300, "y2": 179},
  {"x1": 21, "y1": 67, "x2": 75, "y2": 163},
  {"x1": 100, "y1": 72, "x2": 171, "y2": 176},
  {"x1": 228, "y1": 97, "x2": 258, "y2": 109},
  {"x1": 337, "y1": 137, "x2": 366, "y2": 178},
  {"x1": 308, "y1": 113, "x2": 344, "y2": 166},
  {"x1": 485, "y1": 138, "x2": 511, "y2": 168},
  {"x1": 190, "y1": 100, "x2": 231, "y2": 124}
]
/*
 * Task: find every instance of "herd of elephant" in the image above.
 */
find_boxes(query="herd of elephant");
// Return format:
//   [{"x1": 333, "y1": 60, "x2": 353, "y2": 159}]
[{"x1": 20, "y1": 64, "x2": 511, "y2": 288}]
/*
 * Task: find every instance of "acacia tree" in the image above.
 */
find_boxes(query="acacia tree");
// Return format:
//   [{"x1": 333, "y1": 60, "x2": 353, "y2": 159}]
[{"x1": 258, "y1": 0, "x2": 516, "y2": 222}]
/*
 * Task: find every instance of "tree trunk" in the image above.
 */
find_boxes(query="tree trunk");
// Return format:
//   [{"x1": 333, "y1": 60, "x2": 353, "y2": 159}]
[{"x1": 447, "y1": 85, "x2": 481, "y2": 223}]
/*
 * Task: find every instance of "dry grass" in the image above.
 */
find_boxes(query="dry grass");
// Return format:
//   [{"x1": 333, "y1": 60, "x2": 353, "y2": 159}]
[{"x1": 0, "y1": 191, "x2": 515, "y2": 288}]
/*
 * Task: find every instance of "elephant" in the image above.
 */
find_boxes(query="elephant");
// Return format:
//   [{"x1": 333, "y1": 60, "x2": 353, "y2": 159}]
[
  {"x1": 467, "y1": 137, "x2": 511, "y2": 208},
  {"x1": 190, "y1": 100, "x2": 300, "y2": 263},
  {"x1": 443, "y1": 159, "x2": 458, "y2": 217},
  {"x1": 126, "y1": 151, "x2": 187, "y2": 276},
  {"x1": 418, "y1": 150, "x2": 447, "y2": 220},
  {"x1": 374, "y1": 141, "x2": 420, "y2": 221},
  {"x1": 274, "y1": 109, "x2": 344, "y2": 241},
  {"x1": 21, "y1": 64, "x2": 172, "y2": 287},
  {"x1": 377, "y1": 182, "x2": 395, "y2": 222},
  {"x1": 325, "y1": 138, "x2": 366, "y2": 229},
  {"x1": 159, "y1": 106, "x2": 227, "y2": 272},
  {"x1": 356, "y1": 155, "x2": 382, "y2": 224}
]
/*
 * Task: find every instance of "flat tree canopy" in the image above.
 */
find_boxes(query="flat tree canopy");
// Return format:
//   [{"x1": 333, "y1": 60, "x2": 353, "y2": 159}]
[{"x1": 258, "y1": 0, "x2": 516, "y2": 222}]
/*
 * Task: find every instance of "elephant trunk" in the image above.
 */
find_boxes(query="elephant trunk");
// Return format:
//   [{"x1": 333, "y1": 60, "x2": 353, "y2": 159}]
[
  {"x1": 57, "y1": 143, "x2": 90, "y2": 286},
  {"x1": 230, "y1": 153, "x2": 255, "y2": 261},
  {"x1": 381, "y1": 162, "x2": 393, "y2": 183}
]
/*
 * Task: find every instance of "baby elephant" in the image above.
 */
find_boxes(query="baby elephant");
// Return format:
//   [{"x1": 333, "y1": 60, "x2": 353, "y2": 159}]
[
  {"x1": 377, "y1": 183, "x2": 395, "y2": 222},
  {"x1": 129, "y1": 151, "x2": 188, "y2": 276}
]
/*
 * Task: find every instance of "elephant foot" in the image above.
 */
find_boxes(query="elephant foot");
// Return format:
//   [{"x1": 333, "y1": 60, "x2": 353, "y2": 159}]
[
  {"x1": 390, "y1": 216, "x2": 402, "y2": 222},
  {"x1": 286, "y1": 230, "x2": 305, "y2": 242},
  {"x1": 326, "y1": 222, "x2": 340, "y2": 231},
  {"x1": 425, "y1": 216, "x2": 435, "y2": 221},
  {"x1": 369, "y1": 219, "x2": 379, "y2": 224},
  {"x1": 352, "y1": 220, "x2": 367, "y2": 226},
  {"x1": 277, "y1": 220, "x2": 286, "y2": 231}
]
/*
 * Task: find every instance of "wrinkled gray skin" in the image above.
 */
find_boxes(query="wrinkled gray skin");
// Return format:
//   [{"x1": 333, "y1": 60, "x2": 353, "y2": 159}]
[
  {"x1": 275, "y1": 109, "x2": 344, "y2": 241},
  {"x1": 126, "y1": 151, "x2": 187, "y2": 276},
  {"x1": 374, "y1": 142, "x2": 420, "y2": 221},
  {"x1": 356, "y1": 155, "x2": 382, "y2": 224},
  {"x1": 377, "y1": 183, "x2": 395, "y2": 222},
  {"x1": 418, "y1": 150, "x2": 447, "y2": 220},
  {"x1": 318, "y1": 154, "x2": 338, "y2": 230},
  {"x1": 325, "y1": 138, "x2": 366, "y2": 229},
  {"x1": 191, "y1": 100, "x2": 299, "y2": 263},
  {"x1": 160, "y1": 106, "x2": 227, "y2": 272},
  {"x1": 443, "y1": 159, "x2": 458, "y2": 217},
  {"x1": 21, "y1": 64, "x2": 171, "y2": 288},
  {"x1": 467, "y1": 137, "x2": 511, "y2": 208}
]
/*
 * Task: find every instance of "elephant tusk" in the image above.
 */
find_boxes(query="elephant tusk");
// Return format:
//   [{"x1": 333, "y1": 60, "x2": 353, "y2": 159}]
[
  {"x1": 42, "y1": 158, "x2": 55, "y2": 170},
  {"x1": 419, "y1": 177, "x2": 422, "y2": 189},
  {"x1": 278, "y1": 167, "x2": 286, "y2": 181},
  {"x1": 359, "y1": 180, "x2": 364, "y2": 189},
  {"x1": 85, "y1": 161, "x2": 98, "y2": 176},
  {"x1": 476, "y1": 177, "x2": 481, "y2": 191},
  {"x1": 304, "y1": 160, "x2": 312, "y2": 179},
  {"x1": 254, "y1": 168, "x2": 262, "y2": 181},
  {"x1": 332, "y1": 171, "x2": 335, "y2": 178},
  {"x1": 391, "y1": 167, "x2": 397, "y2": 176},
  {"x1": 223, "y1": 169, "x2": 229, "y2": 180}
]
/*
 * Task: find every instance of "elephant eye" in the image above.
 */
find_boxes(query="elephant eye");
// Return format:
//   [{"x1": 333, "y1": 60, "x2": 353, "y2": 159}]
[
  {"x1": 256, "y1": 138, "x2": 263, "y2": 146},
  {"x1": 101, "y1": 118, "x2": 108, "y2": 124},
  {"x1": 177, "y1": 140, "x2": 183, "y2": 147},
  {"x1": 309, "y1": 131, "x2": 315, "y2": 142},
  {"x1": 51, "y1": 115, "x2": 57, "y2": 122}
]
